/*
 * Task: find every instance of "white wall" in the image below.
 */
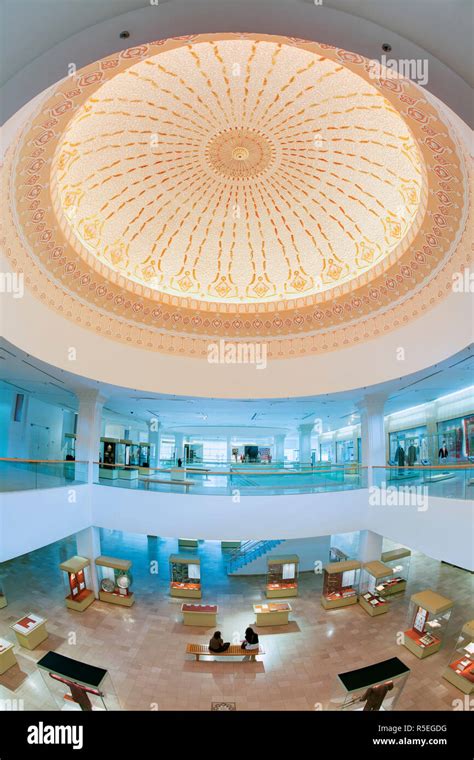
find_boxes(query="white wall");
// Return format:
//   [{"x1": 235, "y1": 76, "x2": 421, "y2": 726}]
[
  {"x1": 0, "y1": 390, "x2": 76, "y2": 460},
  {"x1": 0, "y1": 485, "x2": 91, "y2": 562}
]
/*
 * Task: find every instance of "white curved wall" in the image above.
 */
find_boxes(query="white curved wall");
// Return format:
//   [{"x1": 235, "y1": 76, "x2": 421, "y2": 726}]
[{"x1": 1, "y1": 485, "x2": 472, "y2": 571}]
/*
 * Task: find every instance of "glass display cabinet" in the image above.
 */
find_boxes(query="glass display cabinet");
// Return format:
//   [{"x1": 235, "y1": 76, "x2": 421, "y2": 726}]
[
  {"x1": 266, "y1": 555, "x2": 299, "y2": 598},
  {"x1": 99, "y1": 437, "x2": 118, "y2": 480},
  {"x1": 37, "y1": 651, "x2": 121, "y2": 711},
  {"x1": 380, "y1": 547, "x2": 411, "y2": 596},
  {"x1": 169, "y1": 555, "x2": 201, "y2": 598},
  {"x1": 321, "y1": 560, "x2": 361, "y2": 609},
  {"x1": 0, "y1": 637, "x2": 17, "y2": 675},
  {"x1": 63, "y1": 433, "x2": 76, "y2": 460},
  {"x1": 403, "y1": 589, "x2": 454, "y2": 658},
  {"x1": 358, "y1": 561, "x2": 392, "y2": 616},
  {"x1": 96, "y1": 556, "x2": 134, "y2": 607},
  {"x1": 59, "y1": 556, "x2": 95, "y2": 612},
  {"x1": 443, "y1": 620, "x2": 474, "y2": 694},
  {"x1": 0, "y1": 577, "x2": 7, "y2": 609},
  {"x1": 329, "y1": 657, "x2": 410, "y2": 711}
]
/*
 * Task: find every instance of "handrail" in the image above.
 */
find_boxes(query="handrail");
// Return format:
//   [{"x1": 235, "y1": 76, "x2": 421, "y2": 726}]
[
  {"x1": 0, "y1": 458, "x2": 88, "y2": 464},
  {"x1": 373, "y1": 464, "x2": 473, "y2": 470},
  {"x1": 91, "y1": 462, "x2": 366, "y2": 476}
]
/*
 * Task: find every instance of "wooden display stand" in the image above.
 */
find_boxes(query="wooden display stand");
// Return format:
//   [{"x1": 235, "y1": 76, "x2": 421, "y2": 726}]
[
  {"x1": 321, "y1": 559, "x2": 361, "y2": 609},
  {"x1": 178, "y1": 538, "x2": 199, "y2": 548},
  {"x1": 181, "y1": 604, "x2": 217, "y2": 627},
  {"x1": 266, "y1": 555, "x2": 299, "y2": 598},
  {"x1": 170, "y1": 555, "x2": 202, "y2": 598},
  {"x1": 0, "y1": 638, "x2": 17, "y2": 674},
  {"x1": 96, "y1": 556, "x2": 134, "y2": 607},
  {"x1": 59, "y1": 556, "x2": 95, "y2": 612},
  {"x1": 11, "y1": 613, "x2": 48, "y2": 650},
  {"x1": 358, "y1": 561, "x2": 392, "y2": 617},
  {"x1": 254, "y1": 602, "x2": 291, "y2": 626},
  {"x1": 443, "y1": 620, "x2": 474, "y2": 694},
  {"x1": 0, "y1": 595, "x2": 7, "y2": 609},
  {"x1": 403, "y1": 590, "x2": 454, "y2": 659}
]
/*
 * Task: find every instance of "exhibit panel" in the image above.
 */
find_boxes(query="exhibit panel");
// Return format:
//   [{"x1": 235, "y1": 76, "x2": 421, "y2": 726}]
[
  {"x1": 169, "y1": 555, "x2": 202, "y2": 598},
  {"x1": 37, "y1": 651, "x2": 121, "y2": 711},
  {"x1": 329, "y1": 657, "x2": 411, "y2": 711},
  {"x1": 266, "y1": 555, "x2": 299, "y2": 598},
  {"x1": 96, "y1": 556, "x2": 134, "y2": 607},
  {"x1": 379, "y1": 548, "x2": 411, "y2": 596},
  {"x1": 59, "y1": 556, "x2": 95, "y2": 612},
  {"x1": 403, "y1": 590, "x2": 454, "y2": 659},
  {"x1": 442, "y1": 620, "x2": 474, "y2": 694},
  {"x1": 358, "y1": 562, "x2": 392, "y2": 616},
  {"x1": 321, "y1": 560, "x2": 361, "y2": 609},
  {"x1": 10, "y1": 613, "x2": 48, "y2": 650}
]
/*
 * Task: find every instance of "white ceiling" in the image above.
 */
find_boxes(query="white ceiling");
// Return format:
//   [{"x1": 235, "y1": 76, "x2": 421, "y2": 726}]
[
  {"x1": 1, "y1": 0, "x2": 472, "y2": 125},
  {"x1": 1, "y1": 0, "x2": 472, "y2": 87},
  {"x1": 1, "y1": 338, "x2": 472, "y2": 433}
]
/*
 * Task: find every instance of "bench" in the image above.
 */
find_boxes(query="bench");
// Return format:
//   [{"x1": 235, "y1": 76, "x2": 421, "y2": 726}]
[
  {"x1": 140, "y1": 477, "x2": 195, "y2": 493},
  {"x1": 186, "y1": 643, "x2": 263, "y2": 662}
]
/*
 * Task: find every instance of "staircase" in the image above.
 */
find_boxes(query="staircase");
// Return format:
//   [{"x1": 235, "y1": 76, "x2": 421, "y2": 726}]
[{"x1": 227, "y1": 539, "x2": 284, "y2": 574}]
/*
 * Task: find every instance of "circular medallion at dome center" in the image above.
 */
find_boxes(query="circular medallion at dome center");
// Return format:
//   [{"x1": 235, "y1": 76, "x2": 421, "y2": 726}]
[{"x1": 206, "y1": 128, "x2": 275, "y2": 178}]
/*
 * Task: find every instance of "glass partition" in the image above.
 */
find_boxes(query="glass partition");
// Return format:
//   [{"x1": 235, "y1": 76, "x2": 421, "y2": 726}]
[{"x1": 0, "y1": 459, "x2": 88, "y2": 491}]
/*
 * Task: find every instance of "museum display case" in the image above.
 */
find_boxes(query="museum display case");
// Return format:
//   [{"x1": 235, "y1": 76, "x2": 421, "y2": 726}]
[
  {"x1": 266, "y1": 555, "x2": 299, "y2": 598},
  {"x1": 96, "y1": 556, "x2": 134, "y2": 607},
  {"x1": 443, "y1": 620, "x2": 474, "y2": 694},
  {"x1": 0, "y1": 638, "x2": 17, "y2": 674},
  {"x1": 253, "y1": 602, "x2": 292, "y2": 626},
  {"x1": 321, "y1": 560, "x2": 361, "y2": 609},
  {"x1": 11, "y1": 613, "x2": 48, "y2": 650},
  {"x1": 0, "y1": 578, "x2": 7, "y2": 609},
  {"x1": 403, "y1": 590, "x2": 454, "y2": 658},
  {"x1": 358, "y1": 561, "x2": 392, "y2": 616},
  {"x1": 169, "y1": 555, "x2": 202, "y2": 598},
  {"x1": 37, "y1": 651, "x2": 121, "y2": 710},
  {"x1": 380, "y1": 548, "x2": 411, "y2": 596},
  {"x1": 59, "y1": 556, "x2": 95, "y2": 612},
  {"x1": 99, "y1": 437, "x2": 118, "y2": 479},
  {"x1": 181, "y1": 604, "x2": 217, "y2": 627},
  {"x1": 329, "y1": 657, "x2": 411, "y2": 711}
]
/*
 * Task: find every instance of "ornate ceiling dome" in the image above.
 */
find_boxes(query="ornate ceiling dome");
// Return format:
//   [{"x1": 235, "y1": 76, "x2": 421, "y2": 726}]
[{"x1": 1, "y1": 33, "x2": 471, "y2": 357}]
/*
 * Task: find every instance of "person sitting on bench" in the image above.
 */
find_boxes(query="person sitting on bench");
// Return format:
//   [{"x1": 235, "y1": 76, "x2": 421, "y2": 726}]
[
  {"x1": 209, "y1": 631, "x2": 231, "y2": 653},
  {"x1": 241, "y1": 627, "x2": 259, "y2": 650}
]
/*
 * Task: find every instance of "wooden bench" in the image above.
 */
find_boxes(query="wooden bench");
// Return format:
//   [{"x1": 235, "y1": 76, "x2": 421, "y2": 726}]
[
  {"x1": 186, "y1": 643, "x2": 263, "y2": 662},
  {"x1": 140, "y1": 477, "x2": 195, "y2": 493}
]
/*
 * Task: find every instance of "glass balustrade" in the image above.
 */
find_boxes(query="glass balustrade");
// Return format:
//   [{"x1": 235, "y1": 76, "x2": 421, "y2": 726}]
[
  {"x1": 371, "y1": 466, "x2": 474, "y2": 501},
  {"x1": 0, "y1": 459, "x2": 88, "y2": 492}
]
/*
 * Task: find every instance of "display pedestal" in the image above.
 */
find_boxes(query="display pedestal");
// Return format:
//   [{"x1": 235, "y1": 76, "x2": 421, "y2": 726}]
[
  {"x1": 443, "y1": 667, "x2": 474, "y2": 693},
  {"x1": 358, "y1": 595, "x2": 389, "y2": 617},
  {"x1": 253, "y1": 602, "x2": 291, "y2": 626},
  {"x1": 0, "y1": 595, "x2": 7, "y2": 609},
  {"x1": 442, "y1": 620, "x2": 474, "y2": 694},
  {"x1": 0, "y1": 639, "x2": 17, "y2": 674},
  {"x1": 221, "y1": 541, "x2": 241, "y2": 550},
  {"x1": 99, "y1": 590, "x2": 134, "y2": 607},
  {"x1": 322, "y1": 593, "x2": 358, "y2": 610},
  {"x1": 118, "y1": 468, "x2": 138, "y2": 480},
  {"x1": 181, "y1": 604, "x2": 217, "y2": 626},
  {"x1": 99, "y1": 467, "x2": 118, "y2": 480},
  {"x1": 11, "y1": 614, "x2": 48, "y2": 650},
  {"x1": 265, "y1": 584, "x2": 298, "y2": 598},
  {"x1": 379, "y1": 580, "x2": 406, "y2": 597},
  {"x1": 403, "y1": 630, "x2": 441, "y2": 658},
  {"x1": 65, "y1": 589, "x2": 95, "y2": 612},
  {"x1": 178, "y1": 538, "x2": 198, "y2": 548}
]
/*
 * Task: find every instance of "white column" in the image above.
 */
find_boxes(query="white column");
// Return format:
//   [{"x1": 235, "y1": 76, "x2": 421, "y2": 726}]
[
  {"x1": 148, "y1": 419, "x2": 161, "y2": 468},
  {"x1": 298, "y1": 424, "x2": 313, "y2": 466},
  {"x1": 174, "y1": 433, "x2": 184, "y2": 462},
  {"x1": 356, "y1": 394, "x2": 387, "y2": 487},
  {"x1": 75, "y1": 391, "x2": 106, "y2": 484},
  {"x1": 76, "y1": 526, "x2": 101, "y2": 597},
  {"x1": 358, "y1": 529, "x2": 384, "y2": 563},
  {"x1": 274, "y1": 434, "x2": 285, "y2": 463}
]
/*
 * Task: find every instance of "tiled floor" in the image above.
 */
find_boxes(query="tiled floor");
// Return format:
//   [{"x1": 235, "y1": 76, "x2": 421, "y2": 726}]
[{"x1": 0, "y1": 530, "x2": 472, "y2": 711}]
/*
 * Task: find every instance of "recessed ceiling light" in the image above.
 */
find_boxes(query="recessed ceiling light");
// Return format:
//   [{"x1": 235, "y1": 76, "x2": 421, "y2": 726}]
[
  {"x1": 120, "y1": 31, "x2": 130, "y2": 39},
  {"x1": 382, "y1": 43, "x2": 392, "y2": 52}
]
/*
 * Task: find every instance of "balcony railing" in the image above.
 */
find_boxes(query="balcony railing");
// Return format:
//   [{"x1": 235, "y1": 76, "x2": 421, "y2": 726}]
[
  {"x1": 0, "y1": 458, "x2": 88, "y2": 491},
  {"x1": 0, "y1": 459, "x2": 472, "y2": 499}
]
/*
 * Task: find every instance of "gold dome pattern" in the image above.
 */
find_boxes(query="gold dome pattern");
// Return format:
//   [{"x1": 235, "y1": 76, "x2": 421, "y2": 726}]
[{"x1": 52, "y1": 38, "x2": 425, "y2": 304}]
